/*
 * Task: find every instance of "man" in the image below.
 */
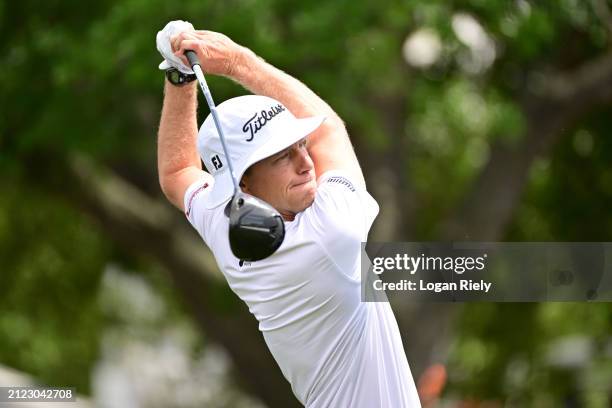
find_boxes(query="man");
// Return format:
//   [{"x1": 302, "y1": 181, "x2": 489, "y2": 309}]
[{"x1": 157, "y1": 22, "x2": 421, "y2": 407}]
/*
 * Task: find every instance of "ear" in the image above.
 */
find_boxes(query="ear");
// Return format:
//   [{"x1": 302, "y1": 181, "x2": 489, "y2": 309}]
[{"x1": 239, "y1": 176, "x2": 251, "y2": 194}]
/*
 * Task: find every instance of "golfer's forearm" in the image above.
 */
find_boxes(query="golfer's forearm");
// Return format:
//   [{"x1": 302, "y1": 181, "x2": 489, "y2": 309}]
[
  {"x1": 228, "y1": 47, "x2": 364, "y2": 183},
  {"x1": 157, "y1": 81, "x2": 201, "y2": 197},
  {"x1": 230, "y1": 47, "x2": 364, "y2": 183},
  {"x1": 231, "y1": 48, "x2": 345, "y2": 129}
]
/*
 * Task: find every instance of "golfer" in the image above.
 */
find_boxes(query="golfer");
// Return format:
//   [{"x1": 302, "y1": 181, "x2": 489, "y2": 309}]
[{"x1": 156, "y1": 21, "x2": 421, "y2": 407}]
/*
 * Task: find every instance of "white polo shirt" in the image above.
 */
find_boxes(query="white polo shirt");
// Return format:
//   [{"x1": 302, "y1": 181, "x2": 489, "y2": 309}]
[{"x1": 184, "y1": 170, "x2": 421, "y2": 407}]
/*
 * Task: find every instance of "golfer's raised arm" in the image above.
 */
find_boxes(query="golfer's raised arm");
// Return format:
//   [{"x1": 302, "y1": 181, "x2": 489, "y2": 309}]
[
  {"x1": 173, "y1": 31, "x2": 365, "y2": 186},
  {"x1": 238, "y1": 51, "x2": 365, "y2": 185},
  {"x1": 157, "y1": 81, "x2": 206, "y2": 211}
]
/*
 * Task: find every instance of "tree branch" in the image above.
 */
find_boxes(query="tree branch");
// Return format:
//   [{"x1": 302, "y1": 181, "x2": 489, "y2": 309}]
[
  {"x1": 439, "y1": 50, "x2": 612, "y2": 240},
  {"x1": 591, "y1": 0, "x2": 612, "y2": 39}
]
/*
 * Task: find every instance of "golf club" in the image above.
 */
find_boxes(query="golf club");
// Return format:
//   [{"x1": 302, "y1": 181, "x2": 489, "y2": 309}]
[{"x1": 185, "y1": 50, "x2": 285, "y2": 262}]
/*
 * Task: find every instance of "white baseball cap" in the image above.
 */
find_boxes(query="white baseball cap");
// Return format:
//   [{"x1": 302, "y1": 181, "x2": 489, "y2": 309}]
[{"x1": 197, "y1": 95, "x2": 325, "y2": 209}]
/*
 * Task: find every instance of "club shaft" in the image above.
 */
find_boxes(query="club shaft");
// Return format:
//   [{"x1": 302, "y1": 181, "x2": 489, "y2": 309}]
[{"x1": 187, "y1": 54, "x2": 239, "y2": 193}]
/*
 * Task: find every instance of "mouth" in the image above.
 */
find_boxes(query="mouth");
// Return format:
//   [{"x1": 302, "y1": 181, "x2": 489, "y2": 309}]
[{"x1": 292, "y1": 178, "x2": 314, "y2": 188}]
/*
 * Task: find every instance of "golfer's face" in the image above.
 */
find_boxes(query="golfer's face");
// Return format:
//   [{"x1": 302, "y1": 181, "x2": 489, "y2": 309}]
[{"x1": 242, "y1": 138, "x2": 316, "y2": 218}]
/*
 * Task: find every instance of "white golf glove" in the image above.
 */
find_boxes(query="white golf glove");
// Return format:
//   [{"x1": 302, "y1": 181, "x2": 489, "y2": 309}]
[{"x1": 156, "y1": 20, "x2": 195, "y2": 74}]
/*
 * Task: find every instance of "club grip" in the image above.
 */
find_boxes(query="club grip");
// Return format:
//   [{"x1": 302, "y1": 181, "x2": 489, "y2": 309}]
[{"x1": 185, "y1": 50, "x2": 200, "y2": 68}]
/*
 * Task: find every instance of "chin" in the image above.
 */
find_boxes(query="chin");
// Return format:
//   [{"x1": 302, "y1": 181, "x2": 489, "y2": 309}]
[{"x1": 293, "y1": 186, "x2": 317, "y2": 213}]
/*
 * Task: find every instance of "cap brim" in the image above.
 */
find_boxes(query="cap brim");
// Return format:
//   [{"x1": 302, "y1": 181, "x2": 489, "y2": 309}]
[
  {"x1": 204, "y1": 115, "x2": 326, "y2": 209},
  {"x1": 159, "y1": 60, "x2": 171, "y2": 70}
]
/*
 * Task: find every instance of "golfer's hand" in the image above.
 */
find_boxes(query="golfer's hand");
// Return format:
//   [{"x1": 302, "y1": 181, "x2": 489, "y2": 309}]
[
  {"x1": 171, "y1": 30, "x2": 243, "y2": 77},
  {"x1": 156, "y1": 20, "x2": 195, "y2": 74}
]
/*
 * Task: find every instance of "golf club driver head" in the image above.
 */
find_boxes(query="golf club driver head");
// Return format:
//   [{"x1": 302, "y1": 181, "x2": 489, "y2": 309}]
[{"x1": 228, "y1": 191, "x2": 285, "y2": 261}]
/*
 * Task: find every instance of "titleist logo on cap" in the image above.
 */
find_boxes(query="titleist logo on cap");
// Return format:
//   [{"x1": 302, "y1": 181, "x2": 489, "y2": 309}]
[{"x1": 242, "y1": 104, "x2": 286, "y2": 142}]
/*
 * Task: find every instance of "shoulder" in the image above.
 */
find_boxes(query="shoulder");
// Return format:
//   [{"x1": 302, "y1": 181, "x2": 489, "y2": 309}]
[
  {"x1": 183, "y1": 174, "x2": 225, "y2": 244},
  {"x1": 303, "y1": 170, "x2": 379, "y2": 242},
  {"x1": 184, "y1": 176, "x2": 214, "y2": 219}
]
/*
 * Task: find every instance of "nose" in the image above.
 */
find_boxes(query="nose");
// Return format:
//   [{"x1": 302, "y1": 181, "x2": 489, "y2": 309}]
[{"x1": 294, "y1": 147, "x2": 313, "y2": 174}]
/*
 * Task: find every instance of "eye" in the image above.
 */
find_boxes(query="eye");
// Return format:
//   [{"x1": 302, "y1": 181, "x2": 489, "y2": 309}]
[{"x1": 274, "y1": 151, "x2": 290, "y2": 163}]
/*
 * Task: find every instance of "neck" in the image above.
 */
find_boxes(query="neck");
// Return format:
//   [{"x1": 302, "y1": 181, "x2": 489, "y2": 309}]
[{"x1": 280, "y1": 210, "x2": 296, "y2": 222}]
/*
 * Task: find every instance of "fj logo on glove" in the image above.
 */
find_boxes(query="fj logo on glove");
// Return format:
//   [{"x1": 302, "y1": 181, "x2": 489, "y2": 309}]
[{"x1": 242, "y1": 104, "x2": 286, "y2": 142}]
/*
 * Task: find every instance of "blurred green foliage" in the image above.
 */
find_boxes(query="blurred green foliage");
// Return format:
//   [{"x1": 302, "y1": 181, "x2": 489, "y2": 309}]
[
  {"x1": 1, "y1": 0, "x2": 611, "y2": 405},
  {"x1": 0, "y1": 179, "x2": 109, "y2": 392}
]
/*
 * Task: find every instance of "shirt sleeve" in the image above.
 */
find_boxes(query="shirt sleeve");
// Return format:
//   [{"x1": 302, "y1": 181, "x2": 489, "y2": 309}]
[
  {"x1": 304, "y1": 170, "x2": 380, "y2": 276},
  {"x1": 183, "y1": 173, "x2": 216, "y2": 244}
]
